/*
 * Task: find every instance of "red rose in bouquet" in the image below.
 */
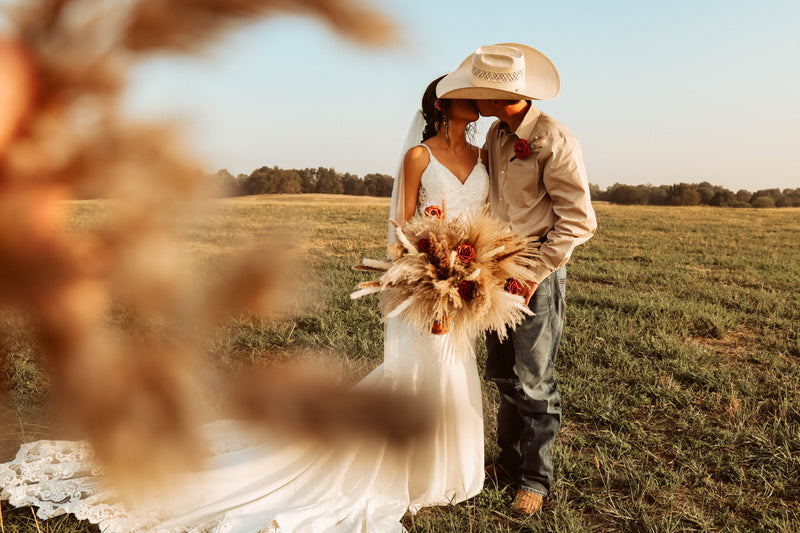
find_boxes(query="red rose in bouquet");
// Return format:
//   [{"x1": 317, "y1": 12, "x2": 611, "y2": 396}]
[
  {"x1": 457, "y1": 280, "x2": 475, "y2": 301},
  {"x1": 504, "y1": 277, "x2": 523, "y2": 296},
  {"x1": 423, "y1": 205, "x2": 443, "y2": 219},
  {"x1": 456, "y1": 243, "x2": 476, "y2": 264},
  {"x1": 418, "y1": 238, "x2": 432, "y2": 254}
]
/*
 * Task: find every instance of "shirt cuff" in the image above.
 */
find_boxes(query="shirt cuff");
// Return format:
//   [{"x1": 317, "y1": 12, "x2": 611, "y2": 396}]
[{"x1": 529, "y1": 262, "x2": 555, "y2": 285}]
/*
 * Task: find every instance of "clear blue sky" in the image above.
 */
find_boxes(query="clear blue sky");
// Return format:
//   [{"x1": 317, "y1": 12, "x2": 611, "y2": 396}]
[{"x1": 32, "y1": 1, "x2": 800, "y2": 190}]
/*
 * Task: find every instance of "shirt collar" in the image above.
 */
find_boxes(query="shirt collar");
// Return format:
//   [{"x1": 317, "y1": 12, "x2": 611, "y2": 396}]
[{"x1": 499, "y1": 103, "x2": 541, "y2": 140}]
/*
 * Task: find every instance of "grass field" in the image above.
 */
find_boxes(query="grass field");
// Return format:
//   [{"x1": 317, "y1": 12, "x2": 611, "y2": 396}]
[{"x1": 2, "y1": 195, "x2": 799, "y2": 532}]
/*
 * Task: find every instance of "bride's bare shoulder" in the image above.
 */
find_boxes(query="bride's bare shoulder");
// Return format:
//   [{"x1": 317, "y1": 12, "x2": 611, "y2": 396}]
[{"x1": 403, "y1": 145, "x2": 430, "y2": 173}]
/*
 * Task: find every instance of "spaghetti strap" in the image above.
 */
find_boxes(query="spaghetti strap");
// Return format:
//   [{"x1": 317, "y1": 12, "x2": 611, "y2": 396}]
[{"x1": 417, "y1": 143, "x2": 478, "y2": 163}]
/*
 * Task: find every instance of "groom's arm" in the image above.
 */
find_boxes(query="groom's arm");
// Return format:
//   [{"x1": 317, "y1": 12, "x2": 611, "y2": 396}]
[{"x1": 529, "y1": 123, "x2": 597, "y2": 284}]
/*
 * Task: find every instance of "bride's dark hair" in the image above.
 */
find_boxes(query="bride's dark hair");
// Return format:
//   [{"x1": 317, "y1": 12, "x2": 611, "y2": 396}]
[
  {"x1": 421, "y1": 75, "x2": 475, "y2": 143},
  {"x1": 421, "y1": 75, "x2": 447, "y2": 142}
]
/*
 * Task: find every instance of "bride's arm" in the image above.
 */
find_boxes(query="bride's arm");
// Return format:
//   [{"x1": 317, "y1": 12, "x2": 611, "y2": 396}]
[{"x1": 401, "y1": 146, "x2": 429, "y2": 222}]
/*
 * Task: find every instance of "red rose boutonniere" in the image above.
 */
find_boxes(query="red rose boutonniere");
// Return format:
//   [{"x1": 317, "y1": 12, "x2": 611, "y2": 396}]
[{"x1": 510, "y1": 139, "x2": 530, "y2": 161}]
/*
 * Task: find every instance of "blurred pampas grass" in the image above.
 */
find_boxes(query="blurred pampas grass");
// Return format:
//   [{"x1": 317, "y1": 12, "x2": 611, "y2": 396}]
[{"x1": 0, "y1": 0, "x2": 419, "y2": 491}]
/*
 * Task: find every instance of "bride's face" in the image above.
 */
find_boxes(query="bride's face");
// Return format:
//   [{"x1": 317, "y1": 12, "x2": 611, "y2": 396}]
[{"x1": 447, "y1": 99, "x2": 479, "y2": 122}]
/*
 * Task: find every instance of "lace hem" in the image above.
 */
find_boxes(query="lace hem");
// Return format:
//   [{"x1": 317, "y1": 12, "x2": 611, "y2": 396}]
[{"x1": 0, "y1": 438, "x2": 265, "y2": 532}]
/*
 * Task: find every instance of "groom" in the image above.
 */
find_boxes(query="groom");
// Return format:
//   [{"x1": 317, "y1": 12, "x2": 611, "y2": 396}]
[{"x1": 438, "y1": 44, "x2": 597, "y2": 515}]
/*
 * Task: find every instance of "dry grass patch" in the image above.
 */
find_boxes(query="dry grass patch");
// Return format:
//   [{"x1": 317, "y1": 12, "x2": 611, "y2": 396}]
[{"x1": 691, "y1": 326, "x2": 762, "y2": 359}]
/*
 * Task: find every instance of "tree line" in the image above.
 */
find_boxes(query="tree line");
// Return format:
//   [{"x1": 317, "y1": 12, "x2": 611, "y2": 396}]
[
  {"x1": 591, "y1": 182, "x2": 800, "y2": 208},
  {"x1": 214, "y1": 167, "x2": 394, "y2": 197},
  {"x1": 214, "y1": 167, "x2": 799, "y2": 209}
]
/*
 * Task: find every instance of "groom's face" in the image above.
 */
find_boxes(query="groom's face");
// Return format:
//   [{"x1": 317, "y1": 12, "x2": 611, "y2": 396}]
[
  {"x1": 477, "y1": 99, "x2": 529, "y2": 123},
  {"x1": 476, "y1": 100, "x2": 496, "y2": 117},
  {"x1": 476, "y1": 99, "x2": 512, "y2": 118}
]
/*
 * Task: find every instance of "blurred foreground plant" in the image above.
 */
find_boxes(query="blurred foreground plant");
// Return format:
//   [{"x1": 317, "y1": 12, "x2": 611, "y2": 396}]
[{"x1": 0, "y1": 0, "x2": 424, "y2": 491}]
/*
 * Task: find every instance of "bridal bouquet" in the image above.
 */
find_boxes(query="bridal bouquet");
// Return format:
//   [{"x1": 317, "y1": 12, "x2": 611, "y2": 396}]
[{"x1": 351, "y1": 206, "x2": 541, "y2": 340}]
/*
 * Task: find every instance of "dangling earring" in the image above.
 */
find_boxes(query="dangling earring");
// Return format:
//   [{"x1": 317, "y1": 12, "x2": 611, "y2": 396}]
[{"x1": 442, "y1": 109, "x2": 450, "y2": 144}]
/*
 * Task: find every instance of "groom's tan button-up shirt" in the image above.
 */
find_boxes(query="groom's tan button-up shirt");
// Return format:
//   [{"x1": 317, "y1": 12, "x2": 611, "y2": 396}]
[{"x1": 485, "y1": 104, "x2": 597, "y2": 283}]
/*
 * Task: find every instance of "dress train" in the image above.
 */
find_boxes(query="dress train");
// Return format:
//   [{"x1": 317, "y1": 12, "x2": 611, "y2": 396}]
[{"x1": 1, "y1": 318, "x2": 483, "y2": 532}]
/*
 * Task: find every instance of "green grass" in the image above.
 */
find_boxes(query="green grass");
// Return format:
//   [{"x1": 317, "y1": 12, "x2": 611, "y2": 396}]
[{"x1": 2, "y1": 196, "x2": 799, "y2": 532}]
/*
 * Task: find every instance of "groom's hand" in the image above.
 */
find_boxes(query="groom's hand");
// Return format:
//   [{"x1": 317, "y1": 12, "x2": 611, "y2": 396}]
[{"x1": 523, "y1": 281, "x2": 539, "y2": 306}]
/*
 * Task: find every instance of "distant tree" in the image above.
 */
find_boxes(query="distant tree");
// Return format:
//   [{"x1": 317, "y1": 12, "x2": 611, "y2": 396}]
[
  {"x1": 275, "y1": 169, "x2": 302, "y2": 193},
  {"x1": 233, "y1": 165, "x2": 396, "y2": 197},
  {"x1": 340, "y1": 173, "x2": 365, "y2": 196},
  {"x1": 235, "y1": 173, "x2": 248, "y2": 195},
  {"x1": 709, "y1": 188, "x2": 735, "y2": 207},
  {"x1": 243, "y1": 166, "x2": 277, "y2": 195},
  {"x1": 666, "y1": 183, "x2": 701, "y2": 206},
  {"x1": 608, "y1": 184, "x2": 648, "y2": 205},
  {"x1": 647, "y1": 186, "x2": 669, "y2": 206},
  {"x1": 588, "y1": 183, "x2": 602, "y2": 201},
  {"x1": 753, "y1": 188, "x2": 782, "y2": 202},
  {"x1": 315, "y1": 167, "x2": 344, "y2": 194},
  {"x1": 297, "y1": 168, "x2": 317, "y2": 193},
  {"x1": 563, "y1": 181, "x2": 795, "y2": 209},
  {"x1": 214, "y1": 168, "x2": 239, "y2": 196},
  {"x1": 363, "y1": 173, "x2": 393, "y2": 197},
  {"x1": 751, "y1": 195, "x2": 776, "y2": 208},
  {"x1": 361, "y1": 174, "x2": 378, "y2": 196},
  {"x1": 234, "y1": 165, "x2": 800, "y2": 207},
  {"x1": 735, "y1": 189, "x2": 752, "y2": 203},
  {"x1": 777, "y1": 188, "x2": 800, "y2": 207},
  {"x1": 591, "y1": 183, "x2": 610, "y2": 201},
  {"x1": 695, "y1": 181, "x2": 717, "y2": 205},
  {"x1": 215, "y1": 168, "x2": 234, "y2": 182},
  {"x1": 604, "y1": 183, "x2": 623, "y2": 202}
]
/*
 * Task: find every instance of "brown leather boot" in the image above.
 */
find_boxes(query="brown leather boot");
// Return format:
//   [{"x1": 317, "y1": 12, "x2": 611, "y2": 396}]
[{"x1": 511, "y1": 489, "x2": 543, "y2": 516}]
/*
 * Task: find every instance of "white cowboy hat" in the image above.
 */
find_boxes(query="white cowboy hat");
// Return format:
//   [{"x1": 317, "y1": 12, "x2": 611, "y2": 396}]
[{"x1": 436, "y1": 43, "x2": 560, "y2": 100}]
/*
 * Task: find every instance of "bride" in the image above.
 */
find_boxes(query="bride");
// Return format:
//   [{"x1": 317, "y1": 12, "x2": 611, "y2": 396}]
[{"x1": 0, "y1": 75, "x2": 490, "y2": 533}]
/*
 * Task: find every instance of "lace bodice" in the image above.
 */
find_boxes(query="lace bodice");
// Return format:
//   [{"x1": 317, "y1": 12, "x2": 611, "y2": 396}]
[{"x1": 415, "y1": 145, "x2": 489, "y2": 217}]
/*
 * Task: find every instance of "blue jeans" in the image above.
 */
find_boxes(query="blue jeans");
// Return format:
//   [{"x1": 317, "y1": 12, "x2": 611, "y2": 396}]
[{"x1": 485, "y1": 267, "x2": 566, "y2": 496}]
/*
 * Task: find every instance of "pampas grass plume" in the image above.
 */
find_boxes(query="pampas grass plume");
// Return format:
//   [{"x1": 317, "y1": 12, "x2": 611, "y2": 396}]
[{"x1": 0, "y1": 0, "x2": 422, "y2": 492}]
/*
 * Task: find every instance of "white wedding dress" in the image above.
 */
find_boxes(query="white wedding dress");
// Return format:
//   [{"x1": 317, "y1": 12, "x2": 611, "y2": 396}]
[{"x1": 0, "y1": 145, "x2": 490, "y2": 533}]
